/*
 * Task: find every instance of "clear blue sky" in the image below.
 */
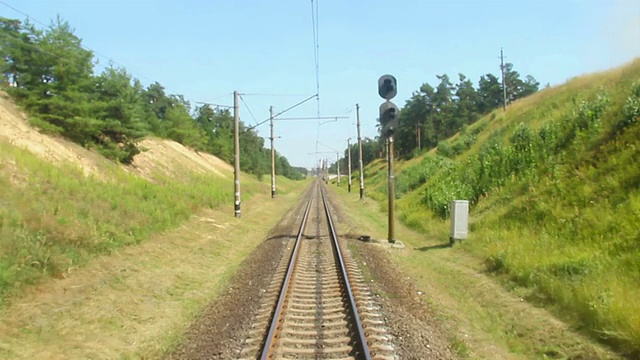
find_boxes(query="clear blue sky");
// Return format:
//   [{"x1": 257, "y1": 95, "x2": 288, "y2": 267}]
[{"x1": 3, "y1": 0, "x2": 640, "y2": 168}]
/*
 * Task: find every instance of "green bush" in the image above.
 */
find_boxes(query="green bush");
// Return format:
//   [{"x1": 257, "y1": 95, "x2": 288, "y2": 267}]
[{"x1": 437, "y1": 141, "x2": 453, "y2": 157}]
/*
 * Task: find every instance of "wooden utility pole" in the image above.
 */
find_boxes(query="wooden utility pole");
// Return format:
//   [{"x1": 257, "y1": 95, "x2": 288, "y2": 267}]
[
  {"x1": 416, "y1": 125, "x2": 421, "y2": 152},
  {"x1": 356, "y1": 104, "x2": 365, "y2": 200},
  {"x1": 347, "y1": 138, "x2": 352, "y2": 193},
  {"x1": 269, "y1": 106, "x2": 276, "y2": 198},
  {"x1": 324, "y1": 159, "x2": 328, "y2": 184},
  {"x1": 501, "y1": 48, "x2": 507, "y2": 111},
  {"x1": 233, "y1": 91, "x2": 241, "y2": 218},
  {"x1": 336, "y1": 152, "x2": 340, "y2": 186}
]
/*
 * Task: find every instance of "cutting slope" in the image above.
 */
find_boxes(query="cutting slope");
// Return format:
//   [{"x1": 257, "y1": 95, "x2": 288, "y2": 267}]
[
  {"x1": 0, "y1": 90, "x2": 255, "y2": 304},
  {"x1": 366, "y1": 58, "x2": 640, "y2": 356},
  {"x1": 0, "y1": 91, "x2": 232, "y2": 182},
  {"x1": 0, "y1": 92, "x2": 116, "y2": 178},
  {"x1": 128, "y1": 138, "x2": 232, "y2": 181}
]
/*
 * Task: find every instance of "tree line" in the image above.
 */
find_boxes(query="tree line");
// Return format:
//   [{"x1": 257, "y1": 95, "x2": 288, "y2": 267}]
[
  {"x1": 336, "y1": 62, "x2": 540, "y2": 173},
  {"x1": 389, "y1": 66, "x2": 539, "y2": 157},
  {"x1": 0, "y1": 16, "x2": 303, "y2": 179}
]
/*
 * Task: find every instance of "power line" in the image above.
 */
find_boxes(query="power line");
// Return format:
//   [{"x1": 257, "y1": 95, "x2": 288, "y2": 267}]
[
  {"x1": 243, "y1": 94, "x2": 318, "y2": 133},
  {"x1": 194, "y1": 101, "x2": 233, "y2": 109},
  {"x1": 238, "y1": 94, "x2": 259, "y2": 125},
  {"x1": 310, "y1": 0, "x2": 320, "y2": 118},
  {"x1": 0, "y1": 0, "x2": 188, "y2": 95},
  {"x1": 198, "y1": 93, "x2": 233, "y2": 103},
  {"x1": 311, "y1": 0, "x2": 322, "y2": 154},
  {"x1": 274, "y1": 116, "x2": 348, "y2": 121},
  {"x1": 240, "y1": 93, "x2": 310, "y2": 97},
  {"x1": 0, "y1": 31, "x2": 71, "y2": 64},
  {"x1": 0, "y1": 0, "x2": 48, "y2": 28}
]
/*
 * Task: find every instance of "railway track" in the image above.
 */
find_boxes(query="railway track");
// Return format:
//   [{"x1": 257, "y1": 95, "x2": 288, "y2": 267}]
[{"x1": 239, "y1": 181, "x2": 395, "y2": 360}]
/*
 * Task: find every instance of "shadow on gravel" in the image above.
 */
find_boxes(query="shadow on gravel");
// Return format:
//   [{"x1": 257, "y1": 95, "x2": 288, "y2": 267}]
[{"x1": 414, "y1": 243, "x2": 451, "y2": 252}]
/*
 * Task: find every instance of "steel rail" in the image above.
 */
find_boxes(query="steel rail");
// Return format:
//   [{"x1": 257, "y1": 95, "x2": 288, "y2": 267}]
[
  {"x1": 320, "y1": 185, "x2": 372, "y2": 360},
  {"x1": 259, "y1": 183, "x2": 315, "y2": 360}
]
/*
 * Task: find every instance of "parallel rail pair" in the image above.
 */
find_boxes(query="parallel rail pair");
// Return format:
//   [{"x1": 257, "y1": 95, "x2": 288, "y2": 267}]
[{"x1": 258, "y1": 181, "x2": 371, "y2": 359}]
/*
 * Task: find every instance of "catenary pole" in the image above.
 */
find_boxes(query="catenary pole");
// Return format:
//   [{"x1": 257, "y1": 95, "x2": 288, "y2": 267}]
[
  {"x1": 356, "y1": 104, "x2": 365, "y2": 199},
  {"x1": 233, "y1": 91, "x2": 241, "y2": 218},
  {"x1": 270, "y1": 106, "x2": 276, "y2": 198},
  {"x1": 347, "y1": 138, "x2": 352, "y2": 192}
]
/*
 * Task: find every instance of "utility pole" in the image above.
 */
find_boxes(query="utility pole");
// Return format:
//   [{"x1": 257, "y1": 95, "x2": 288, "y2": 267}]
[
  {"x1": 336, "y1": 152, "x2": 340, "y2": 186},
  {"x1": 416, "y1": 125, "x2": 421, "y2": 152},
  {"x1": 347, "y1": 138, "x2": 352, "y2": 193},
  {"x1": 324, "y1": 159, "x2": 328, "y2": 184},
  {"x1": 501, "y1": 48, "x2": 507, "y2": 111},
  {"x1": 269, "y1": 106, "x2": 276, "y2": 198},
  {"x1": 233, "y1": 91, "x2": 241, "y2": 218},
  {"x1": 356, "y1": 104, "x2": 365, "y2": 200}
]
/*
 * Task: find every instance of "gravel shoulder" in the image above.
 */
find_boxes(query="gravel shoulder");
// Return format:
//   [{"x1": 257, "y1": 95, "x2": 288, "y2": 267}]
[
  {"x1": 169, "y1": 186, "x2": 311, "y2": 359},
  {"x1": 170, "y1": 182, "x2": 458, "y2": 359}
]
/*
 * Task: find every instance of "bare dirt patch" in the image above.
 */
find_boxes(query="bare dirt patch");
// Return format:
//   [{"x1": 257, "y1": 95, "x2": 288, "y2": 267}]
[
  {"x1": 0, "y1": 92, "x2": 114, "y2": 178},
  {"x1": 0, "y1": 91, "x2": 232, "y2": 183},
  {"x1": 127, "y1": 138, "x2": 233, "y2": 181}
]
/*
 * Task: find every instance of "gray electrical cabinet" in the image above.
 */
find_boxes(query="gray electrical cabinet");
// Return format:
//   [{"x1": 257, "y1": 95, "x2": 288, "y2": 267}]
[{"x1": 450, "y1": 200, "x2": 469, "y2": 243}]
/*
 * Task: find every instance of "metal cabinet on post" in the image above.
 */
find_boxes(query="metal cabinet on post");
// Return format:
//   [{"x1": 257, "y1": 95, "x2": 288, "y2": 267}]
[{"x1": 450, "y1": 200, "x2": 469, "y2": 244}]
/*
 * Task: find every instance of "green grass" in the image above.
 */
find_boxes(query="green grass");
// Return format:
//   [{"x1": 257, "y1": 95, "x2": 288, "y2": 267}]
[
  {"x1": 364, "y1": 58, "x2": 640, "y2": 356},
  {"x1": 0, "y1": 139, "x2": 276, "y2": 305}
]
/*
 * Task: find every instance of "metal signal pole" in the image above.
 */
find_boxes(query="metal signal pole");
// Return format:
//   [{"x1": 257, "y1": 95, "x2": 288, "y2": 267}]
[
  {"x1": 387, "y1": 135, "x2": 395, "y2": 243},
  {"x1": 233, "y1": 91, "x2": 241, "y2": 218},
  {"x1": 269, "y1": 106, "x2": 276, "y2": 198},
  {"x1": 356, "y1": 104, "x2": 365, "y2": 200},
  {"x1": 378, "y1": 74, "x2": 399, "y2": 244},
  {"x1": 347, "y1": 138, "x2": 352, "y2": 193}
]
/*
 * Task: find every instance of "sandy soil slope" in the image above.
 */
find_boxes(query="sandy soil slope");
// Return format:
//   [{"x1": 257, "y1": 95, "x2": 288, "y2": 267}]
[{"x1": 0, "y1": 91, "x2": 232, "y2": 181}]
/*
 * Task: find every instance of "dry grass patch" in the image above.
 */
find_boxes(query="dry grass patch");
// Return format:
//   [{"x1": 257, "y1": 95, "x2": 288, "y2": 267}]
[{"x1": 0, "y1": 185, "x2": 306, "y2": 359}]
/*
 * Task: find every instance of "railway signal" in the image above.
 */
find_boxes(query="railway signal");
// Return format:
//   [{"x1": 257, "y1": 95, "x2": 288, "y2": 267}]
[
  {"x1": 379, "y1": 101, "x2": 399, "y2": 137},
  {"x1": 378, "y1": 75, "x2": 399, "y2": 244},
  {"x1": 378, "y1": 75, "x2": 397, "y2": 100}
]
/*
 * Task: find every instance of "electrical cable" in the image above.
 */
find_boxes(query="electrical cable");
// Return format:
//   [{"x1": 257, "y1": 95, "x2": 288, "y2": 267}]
[
  {"x1": 197, "y1": 93, "x2": 233, "y2": 103},
  {"x1": 0, "y1": 1, "x2": 190, "y2": 97},
  {"x1": 311, "y1": 0, "x2": 321, "y2": 154},
  {"x1": 243, "y1": 93, "x2": 318, "y2": 133},
  {"x1": 238, "y1": 94, "x2": 259, "y2": 125},
  {"x1": 240, "y1": 93, "x2": 309, "y2": 97}
]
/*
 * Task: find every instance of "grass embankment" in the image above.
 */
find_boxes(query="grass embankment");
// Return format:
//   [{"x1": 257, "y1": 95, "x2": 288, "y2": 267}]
[
  {"x1": 0, "y1": 180, "x2": 309, "y2": 359},
  {"x1": 0, "y1": 139, "x2": 276, "y2": 305},
  {"x1": 362, "y1": 59, "x2": 640, "y2": 356},
  {"x1": 331, "y1": 187, "x2": 620, "y2": 359}
]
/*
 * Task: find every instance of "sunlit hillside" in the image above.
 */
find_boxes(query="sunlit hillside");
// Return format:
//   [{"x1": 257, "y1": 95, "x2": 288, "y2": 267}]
[
  {"x1": 364, "y1": 58, "x2": 640, "y2": 356},
  {"x1": 0, "y1": 92, "x2": 286, "y2": 304}
]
